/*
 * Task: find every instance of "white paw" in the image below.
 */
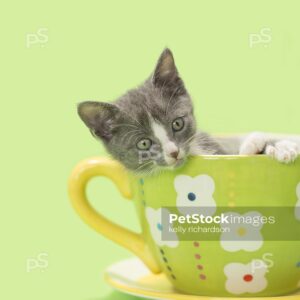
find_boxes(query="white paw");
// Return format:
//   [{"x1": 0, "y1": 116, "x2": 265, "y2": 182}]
[
  {"x1": 265, "y1": 140, "x2": 299, "y2": 163},
  {"x1": 239, "y1": 132, "x2": 267, "y2": 155}
]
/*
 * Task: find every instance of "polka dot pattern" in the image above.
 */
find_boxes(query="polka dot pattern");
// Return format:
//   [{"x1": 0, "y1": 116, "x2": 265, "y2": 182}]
[
  {"x1": 243, "y1": 274, "x2": 253, "y2": 282},
  {"x1": 159, "y1": 248, "x2": 176, "y2": 280},
  {"x1": 156, "y1": 223, "x2": 163, "y2": 231},
  {"x1": 139, "y1": 177, "x2": 146, "y2": 206},
  {"x1": 188, "y1": 192, "x2": 196, "y2": 201},
  {"x1": 193, "y1": 241, "x2": 206, "y2": 281},
  {"x1": 144, "y1": 176, "x2": 300, "y2": 294}
]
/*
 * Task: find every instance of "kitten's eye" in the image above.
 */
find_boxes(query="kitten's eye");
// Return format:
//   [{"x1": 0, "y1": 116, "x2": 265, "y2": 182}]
[
  {"x1": 137, "y1": 138, "x2": 152, "y2": 150},
  {"x1": 172, "y1": 117, "x2": 184, "y2": 132}
]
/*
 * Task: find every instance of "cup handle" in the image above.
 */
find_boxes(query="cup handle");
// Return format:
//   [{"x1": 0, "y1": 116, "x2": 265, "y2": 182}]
[{"x1": 68, "y1": 156, "x2": 161, "y2": 273}]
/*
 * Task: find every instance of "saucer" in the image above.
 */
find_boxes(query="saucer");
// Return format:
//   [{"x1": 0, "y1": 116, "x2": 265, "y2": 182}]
[{"x1": 104, "y1": 258, "x2": 300, "y2": 300}]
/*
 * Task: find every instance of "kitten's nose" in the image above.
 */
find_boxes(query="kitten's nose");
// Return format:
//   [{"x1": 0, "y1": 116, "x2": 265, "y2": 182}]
[
  {"x1": 165, "y1": 142, "x2": 179, "y2": 161},
  {"x1": 169, "y1": 150, "x2": 179, "y2": 159}
]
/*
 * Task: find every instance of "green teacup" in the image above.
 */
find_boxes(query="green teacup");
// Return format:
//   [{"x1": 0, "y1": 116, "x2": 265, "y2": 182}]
[{"x1": 68, "y1": 155, "x2": 300, "y2": 297}]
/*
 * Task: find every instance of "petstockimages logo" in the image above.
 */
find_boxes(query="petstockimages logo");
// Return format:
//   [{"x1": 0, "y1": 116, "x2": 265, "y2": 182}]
[
  {"x1": 160, "y1": 207, "x2": 300, "y2": 241},
  {"x1": 169, "y1": 213, "x2": 272, "y2": 226}
]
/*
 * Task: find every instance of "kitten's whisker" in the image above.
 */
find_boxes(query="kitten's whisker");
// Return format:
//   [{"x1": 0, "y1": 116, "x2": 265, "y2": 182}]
[
  {"x1": 120, "y1": 129, "x2": 142, "y2": 143},
  {"x1": 112, "y1": 124, "x2": 140, "y2": 130},
  {"x1": 120, "y1": 109, "x2": 143, "y2": 128},
  {"x1": 182, "y1": 134, "x2": 196, "y2": 145},
  {"x1": 121, "y1": 129, "x2": 141, "y2": 138},
  {"x1": 133, "y1": 161, "x2": 154, "y2": 174},
  {"x1": 159, "y1": 79, "x2": 168, "y2": 100},
  {"x1": 167, "y1": 94, "x2": 185, "y2": 115},
  {"x1": 127, "y1": 131, "x2": 143, "y2": 144},
  {"x1": 165, "y1": 86, "x2": 181, "y2": 116},
  {"x1": 147, "y1": 165, "x2": 158, "y2": 177},
  {"x1": 182, "y1": 133, "x2": 198, "y2": 147}
]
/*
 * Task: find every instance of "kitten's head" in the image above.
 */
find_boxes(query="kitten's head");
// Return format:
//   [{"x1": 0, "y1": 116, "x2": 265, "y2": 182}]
[{"x1": 78, "y1": 49, "x2": 197, "y2": 174}]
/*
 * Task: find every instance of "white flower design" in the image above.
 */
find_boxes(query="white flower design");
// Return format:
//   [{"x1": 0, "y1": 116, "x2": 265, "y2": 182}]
[
  {"x1": 224, "y1": 259, "x2": 268, "y2": 295},
  {"x1": 174, "y1": 174, "x2": 216, "y2": 216},
  {"x1": 145, "y1": 207, "x2": 179, "y2": 248},
  {"x1": 295, "y1": 183, "x2": 300, "y2": 221},
  {"x1": 220, "y1": 212, "x2": 264, "y2": 252}
]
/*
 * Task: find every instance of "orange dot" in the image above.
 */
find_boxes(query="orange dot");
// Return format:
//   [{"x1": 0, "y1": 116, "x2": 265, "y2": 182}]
[{"x1": 243, "y1": 274, "x2": 253, "y2": 282}]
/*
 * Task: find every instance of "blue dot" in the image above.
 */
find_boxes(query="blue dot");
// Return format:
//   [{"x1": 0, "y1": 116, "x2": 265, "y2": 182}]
[
  {"x1": 297, "y1": 261, "x2": 300, "y2": 268},
  {"x1": 139, "y1": 178, "x2": 144, "y2": 185},
  {"x1": 188, "y1": 192, "x2": 196, "y2": 201},
  {"x1": 157, "y1": 223, "x2": 163, "y2": 231}
]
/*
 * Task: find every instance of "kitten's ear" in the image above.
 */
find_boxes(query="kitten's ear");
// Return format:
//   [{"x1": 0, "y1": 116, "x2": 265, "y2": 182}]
[
  {"x1": 152, "y1": 48, "x2": 186, "y2": 95},
  {"x1": 77, "y1": 101, "x2": 119, "y2": 142}
]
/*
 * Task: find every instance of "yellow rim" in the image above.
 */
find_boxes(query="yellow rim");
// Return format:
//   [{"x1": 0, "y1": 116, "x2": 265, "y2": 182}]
[{"x1": 104, "y1": 274, "x2": 300, "y2": 300}]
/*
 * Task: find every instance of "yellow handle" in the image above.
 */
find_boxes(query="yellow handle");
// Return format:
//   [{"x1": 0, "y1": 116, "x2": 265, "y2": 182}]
[{"x1": 68, "y1": 156, "x2": 160, "y2": 273}]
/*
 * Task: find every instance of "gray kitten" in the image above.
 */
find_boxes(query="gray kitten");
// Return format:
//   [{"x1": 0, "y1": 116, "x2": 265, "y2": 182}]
[{"x1": 78, "y1": 49, "x2": 300, "y2": 173}]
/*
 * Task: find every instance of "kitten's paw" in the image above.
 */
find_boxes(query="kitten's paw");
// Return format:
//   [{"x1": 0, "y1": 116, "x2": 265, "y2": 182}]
[
  {"x1": 265, "y1": 140, "x2": 299, "y2": 163},
  {"x1": 239, "y1": 132, "x2": 267, "y2": 155}
]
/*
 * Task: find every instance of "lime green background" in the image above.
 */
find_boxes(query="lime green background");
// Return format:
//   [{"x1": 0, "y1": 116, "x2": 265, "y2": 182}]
[{"x1": 1, "y1": 0, "x2": 300, "y2": 299}]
